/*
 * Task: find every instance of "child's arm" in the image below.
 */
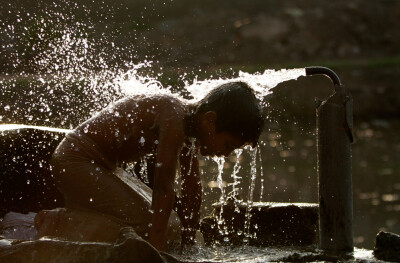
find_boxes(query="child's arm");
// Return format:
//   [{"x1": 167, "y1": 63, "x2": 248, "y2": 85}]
[
  {"x1": 149, "y1": 116, "x2": 185, "y2": 251},
  {"x1": 178, "y1": 144, "x2": 202, "y2": 246}
]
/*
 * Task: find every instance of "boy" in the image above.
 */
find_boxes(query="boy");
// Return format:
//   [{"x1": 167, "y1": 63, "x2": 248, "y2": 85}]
[{"x1": 49, "y1": 81, "x2": 264, "y2": 251}]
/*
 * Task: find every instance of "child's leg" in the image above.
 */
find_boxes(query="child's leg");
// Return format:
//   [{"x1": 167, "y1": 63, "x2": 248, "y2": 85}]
[
  {"x1": 53, "y1": 158, "x2": 151, "y2": 234},
  {"x1": 50, "y1": 132, "x2": 180, "y2": 246},
  {"x1": 53, "y1": 158, "x2": 181, "y2": 247}
]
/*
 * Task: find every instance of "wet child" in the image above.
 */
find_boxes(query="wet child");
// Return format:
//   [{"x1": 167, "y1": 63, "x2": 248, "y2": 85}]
[{"x1": 49, "y1": 81, "x2": 264, "y2": 251}]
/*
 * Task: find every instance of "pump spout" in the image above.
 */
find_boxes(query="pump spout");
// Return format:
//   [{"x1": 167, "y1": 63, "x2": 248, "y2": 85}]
[
  {"x1": 306, "y1": 66, "x2": 354, "y2": 252},
  {"x1": 306, "y1": 66, "x2": 342, "y2": 86}
]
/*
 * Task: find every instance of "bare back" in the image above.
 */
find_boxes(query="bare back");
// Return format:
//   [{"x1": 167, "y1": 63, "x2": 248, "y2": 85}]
[{"x1": 75, "y1": 95, "x2": 188, "y2": 165}]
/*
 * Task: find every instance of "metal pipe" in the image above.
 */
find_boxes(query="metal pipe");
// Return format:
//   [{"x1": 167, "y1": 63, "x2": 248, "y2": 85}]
[
  {"x1": 305, "y1": 66, "x2": 354, "y2": 252},
  {"x1": 305, "y1": 66, "x2": 342, "y2": 86}
]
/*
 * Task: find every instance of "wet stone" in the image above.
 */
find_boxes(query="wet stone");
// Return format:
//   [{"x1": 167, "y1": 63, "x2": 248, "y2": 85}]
[
  {"x1": 0, "y1": 127, "x2": 66, "y2": 217},
  {"x1": 0, "y1": 227, "x2": 188, "y2": 263},
  {"x1": 373, "y1": 231, "x2": 400, "y2": 262},
  {"x1": 200, "y1": 198, "x2": 319, "y2": 246}
]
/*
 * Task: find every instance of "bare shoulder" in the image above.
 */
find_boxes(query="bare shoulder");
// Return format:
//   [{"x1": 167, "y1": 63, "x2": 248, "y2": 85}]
[
  {"x1": 119, "y1": 95, "x2": 185, "y2": 113},
  {"x1": 152, "y1": 95, "x2": 187, "y2": 117},
  {"x1": 148, "y1": 95, "x2": 187, "y2": 132},
  {"x1": 119, "y1": 94, "x2": 187, "y2": 132},
  {"x1": 75, "y1": 94, "x2": 189, "y2": 157}
]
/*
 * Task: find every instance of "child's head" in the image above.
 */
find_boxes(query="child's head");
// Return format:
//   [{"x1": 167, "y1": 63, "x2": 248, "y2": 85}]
[{"x1": 193, "y1": 81, "x2": 264, "y2": 155}]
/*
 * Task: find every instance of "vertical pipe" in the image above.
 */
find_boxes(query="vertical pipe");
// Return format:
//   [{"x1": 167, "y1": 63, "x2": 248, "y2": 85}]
[
  {"x1": 305, "y1": 66, "x2": 354, "y2": 252},
  {"x1": 316, "y1": 84, "x2": 354, "y2": 252}
]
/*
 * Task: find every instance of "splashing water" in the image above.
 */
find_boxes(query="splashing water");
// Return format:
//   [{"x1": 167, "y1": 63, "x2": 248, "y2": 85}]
[
  {"x1": 0, "y1": 0, "x2": 308, "y2": 210},
  {"x1": 1, "y1": 0, "x2": 305, "y2": 129},
  {"x1": 184, "y1": 69, "x2": 305, "y2": 105},
  {"x1": 186, "y1": 138, "x2": 197, "y2": 176},
  {"x1": 1, "y1": 1, "x2": 147, "y2": 128},
  {"x1": 0, "y1": 2, "x2": 321, "y2": 261},
  {"x1": 243, "y1": 146, "x2": 259, "y2": 244},
  {"x1": 212, "y1": 156, "x2": 228, "y2": 237},
  {"x1": 230, "y1": 149, "x2": 244, "y2": 200},
  {"x1": 258, "y1": 148, "x2": 265, "y2": 201},
  {"x1": 138, "y1": 157, "x2": 149, "y2": 185},
  {"x1": 213, "y1": 156, "x2": 226, "y2": 205},
  {"x1": 0, "y1": 0, "x2": 306, "y2": 238}
]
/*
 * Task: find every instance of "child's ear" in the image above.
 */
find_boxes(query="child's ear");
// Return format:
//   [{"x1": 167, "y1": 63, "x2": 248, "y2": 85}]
[{"x1": 203, "y1": 111, "x2": 217, "y2": 124}]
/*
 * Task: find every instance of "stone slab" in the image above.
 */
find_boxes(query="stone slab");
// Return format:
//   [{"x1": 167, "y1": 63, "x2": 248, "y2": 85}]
[{"x1": 200, "y1": 199, "x2": 319, "y2": 246}]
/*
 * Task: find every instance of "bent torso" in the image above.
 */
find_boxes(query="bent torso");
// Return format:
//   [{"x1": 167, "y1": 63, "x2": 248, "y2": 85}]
[{"x1": 75, "y1": 95, "x2": 187, "y2": 165}]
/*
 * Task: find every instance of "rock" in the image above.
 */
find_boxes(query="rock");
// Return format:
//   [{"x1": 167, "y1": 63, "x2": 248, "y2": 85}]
[
  {"x1": 200, "y1": 198, "x2": 318, "y2": 246},
  {"x1": 35, "y1": 206, "x2": 182, "y2": 252},
  {"x1": 0, "y1": 206, "x2": 187, "y2": 262},
  {"x1": 0, "y1": 126, "x2": 67, "y2": 217},
  {"x1": 0, "y1": 227, "x2": 176, "y2": 263},
  {"x1": 35, "y1": 208, "x2": 126, "y2": 243},
  {"x1": 373, "y1": 231, "x2": 400, "y2": 262},
  {"x1": 0, "y1": 212, "x2": 37, "y2": 240}
]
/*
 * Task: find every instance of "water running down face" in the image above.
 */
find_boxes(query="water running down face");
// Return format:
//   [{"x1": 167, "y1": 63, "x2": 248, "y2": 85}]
[
  {"x1": 196, "y1": 111, "x2": 248, "y2": 157},
  {"x1": 200, "y1": 131, "x2": 247, "y2": 157}
]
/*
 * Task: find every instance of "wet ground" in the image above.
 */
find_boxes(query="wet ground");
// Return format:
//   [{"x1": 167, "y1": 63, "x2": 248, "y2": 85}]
[{"x1": 176, "y1": 245, "x2": 380, "y2": 263}]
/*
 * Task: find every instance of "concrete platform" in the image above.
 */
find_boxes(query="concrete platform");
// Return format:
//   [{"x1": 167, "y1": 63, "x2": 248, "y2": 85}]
[{"x1": 200, "y1": 199, "x2": 319, "y2": 246}]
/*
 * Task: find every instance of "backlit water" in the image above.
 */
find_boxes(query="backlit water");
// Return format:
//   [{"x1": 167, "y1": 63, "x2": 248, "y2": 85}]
[{"x1": 1, "y1": 1, "x2": 399, "y2": 261}]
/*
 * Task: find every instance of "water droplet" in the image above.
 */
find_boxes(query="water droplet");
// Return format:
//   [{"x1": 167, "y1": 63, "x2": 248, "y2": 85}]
[{"x1": 139, "y1": 136, "x2": 145, "y2": 146}]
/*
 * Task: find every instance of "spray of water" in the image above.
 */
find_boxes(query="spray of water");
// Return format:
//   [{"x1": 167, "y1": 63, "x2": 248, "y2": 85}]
[
  {"x1": 211, "y1": 156, "x2": 227, "y2": 238},
  {"x1": 1, "y1": 1, "x2": 310, "y2": 254},
  {"x1": 229, "y1": 149, "x2": 244, "y2": 199},
  {"x1": 243, "y1": 146, "x2": 259, "y2": 244},
  {"x1": 258, "y1": 148, "x2": 265, "y2": 202}
]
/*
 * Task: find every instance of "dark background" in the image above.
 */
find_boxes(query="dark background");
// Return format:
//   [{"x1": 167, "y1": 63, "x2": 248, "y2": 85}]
[{"x1": 1, "y1": 0, "x2": 399, "y2": 250}]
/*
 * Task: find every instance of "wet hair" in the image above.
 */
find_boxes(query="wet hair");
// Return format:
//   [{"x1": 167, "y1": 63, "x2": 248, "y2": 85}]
[{"x1": 195, "y1": 81, "x2": 264, "y2": 146}]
